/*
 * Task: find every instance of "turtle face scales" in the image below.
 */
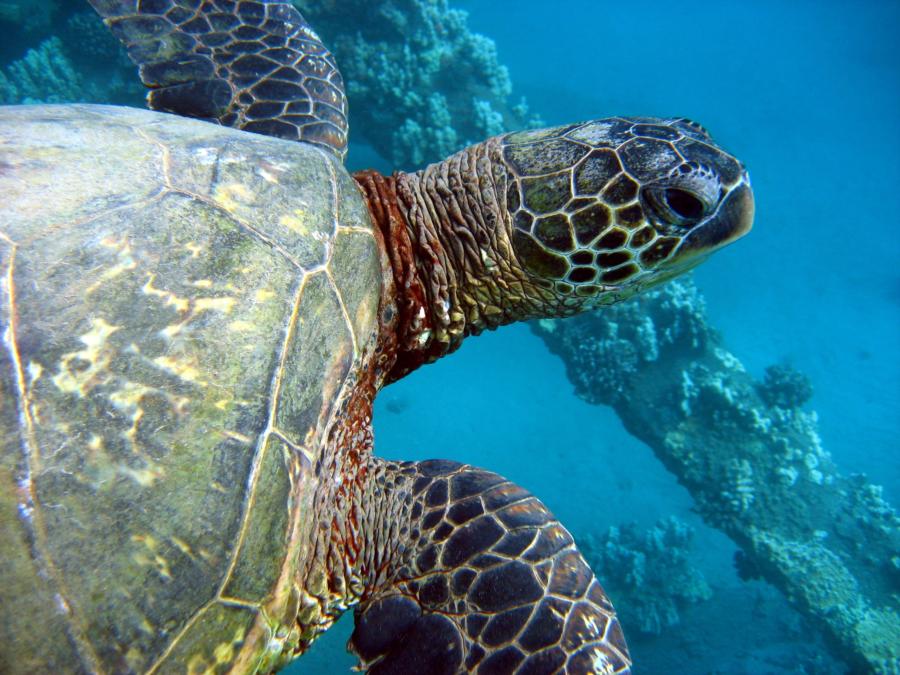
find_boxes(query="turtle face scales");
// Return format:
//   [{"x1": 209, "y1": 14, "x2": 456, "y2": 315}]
[
  {"x1": 500, "y1": 117, "x2": 754, "y2": 306},
  {"x1": 361, "y1": 115, "x2": 751, "y2": 376}
]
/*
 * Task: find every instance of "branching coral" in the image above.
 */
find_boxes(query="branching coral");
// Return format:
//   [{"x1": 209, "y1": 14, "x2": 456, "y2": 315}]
[
  {"x1": 581, "y1": 517, "x2": 711, "y2": 636},
  {"x1": 294, "y1": 0, "x2": 539, "y2": 168},
  {"x1": 0, "y1": 9, "x2": 140, "y2": 107},
  {"x1": 534, "y1": 277, "x2": 900, "y2": 673},
  {"x1": 0, "y1": 37, "x2": 86, "y2": 105},
  {"x1": 1, "y1": 1, "x2": 536, "y2": 168}
]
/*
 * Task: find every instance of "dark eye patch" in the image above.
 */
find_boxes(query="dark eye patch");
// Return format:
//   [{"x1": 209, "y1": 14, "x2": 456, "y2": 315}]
[{"x1": 664, "y1": 188, "x2": 705, "y2": 221}]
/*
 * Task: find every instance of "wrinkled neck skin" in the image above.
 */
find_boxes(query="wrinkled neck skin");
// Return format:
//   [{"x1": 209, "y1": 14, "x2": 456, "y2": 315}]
[
  {"x1": 289, "y1": 146, "x2": 588, "y2": 658},
  {"x1": 355, "y1": 138, "x2": 565, "y2": 381}
]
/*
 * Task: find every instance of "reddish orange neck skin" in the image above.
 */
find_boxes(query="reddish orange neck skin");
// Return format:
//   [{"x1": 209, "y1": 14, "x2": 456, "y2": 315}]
[
  {"x1": 355, "y1": 157, "x2": 559, "y2": 383},
  {"x1": 356, "y1": 132, "x2": 598, "y2": 385},
  {"x1": 354, "y1": 169, "x2": 440, "y2": 382}
]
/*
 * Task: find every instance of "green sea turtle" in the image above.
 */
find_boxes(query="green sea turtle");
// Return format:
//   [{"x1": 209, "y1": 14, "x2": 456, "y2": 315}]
[{"x1": 0, "y1": 2, "x2": 753, "y2": 673}]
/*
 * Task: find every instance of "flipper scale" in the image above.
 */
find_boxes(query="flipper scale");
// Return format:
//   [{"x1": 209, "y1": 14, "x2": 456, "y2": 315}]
[{"x1": 87, "y1": 0, "x2": 349, "y2": 159}]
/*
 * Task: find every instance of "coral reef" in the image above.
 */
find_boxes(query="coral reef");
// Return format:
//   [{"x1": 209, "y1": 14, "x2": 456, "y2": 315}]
[
  {"x1": 1, "y1": 0, "x2": 535, "y2": 169},
  {"x1": 294, "y1": 0, "x2": 539, "y2": 167},
  {"x1": 757, "y1": 363, "x2": 814, "y2": 409},
  {"x1": 581, "y1": 517, "x2": 712, "y2": 636},
  {"x1": 535, "y1": 277, "x2": 900, "y2": 674},
  {"x1": 60, "y1": 10, "x2": 129, "y2": 62},
  {"x1": 0, "y1": 37, "x2": 86, "y2": 105},
  {"x1": 0, "y1": 9, "x2": 140, "y2": 106}
]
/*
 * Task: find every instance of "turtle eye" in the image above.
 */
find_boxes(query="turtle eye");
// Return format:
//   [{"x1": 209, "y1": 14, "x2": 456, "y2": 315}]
[
  {"x1": 644, "y1": 186, "x2": 708, "y2": 229},
  {"x1": 664, "y1": 188, "x2": 705, "y2": 221}
]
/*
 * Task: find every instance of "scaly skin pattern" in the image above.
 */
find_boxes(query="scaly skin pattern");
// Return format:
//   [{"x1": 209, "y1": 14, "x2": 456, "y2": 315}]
[
  {"x1": 287, "y1": 224, "x2": 633, "y2": 671},
  {"x1": 350, "y1": 460, "x2": 633, "y2": 673},
  {"x1": 293, "y1": 351, "x2": 632, "y2": 673},
  {"x1": 0, "y1": 103, "x2": 633, "y2": 675},
  {"x1": 87, "y1": 0, "x2": 349, "y2": 157},
  {"x1": 321, "y1": 117, "x2": 752, "y2": 672},
  {"x1": 357, "y1": 117, "x2": 752, "y2": 380},
  {"x1": 0, "y1": 106, "x2": 751, "y2": 672}
]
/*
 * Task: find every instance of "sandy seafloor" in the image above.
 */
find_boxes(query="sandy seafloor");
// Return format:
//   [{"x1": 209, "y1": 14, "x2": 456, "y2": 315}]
[{"x1": 298, "y1": 1, "x2": 900, "y2": 673}]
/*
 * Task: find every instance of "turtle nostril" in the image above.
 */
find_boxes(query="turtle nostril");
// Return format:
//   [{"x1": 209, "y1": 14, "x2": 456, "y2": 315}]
[{"x1": 664, "y1": 188, "x2": 705, "y2": 221}]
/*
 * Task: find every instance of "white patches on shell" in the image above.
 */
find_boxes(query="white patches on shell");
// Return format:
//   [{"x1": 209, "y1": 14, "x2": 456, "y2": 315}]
[
  {"x1": 192, "y1": 147, "x2": 218, "y2": 165},
  {"x1": 143, "y1": 273, "x2": 190, "y2": 313},
  {"x1": 26, "y1": 360, "x2": 42, "y2": 384},
  {"x1": 279, "y1": 210, "x2": 312, "y2": 235},
  {"x1": 86, "y1": 237, "x2": 138, "y2": 295},
  {"x1": 213, "y1": 182, "x2": 255, "y2": 214},
  {"x1": 194, "y1": 296, "x2": 236, "y2": 313},
  {"x1": 131, "y1": 533, "x2": 173, "y2": 580},
  {"x1": 227, "y1": 320, "x2": 255, "y2": 332},
  {"x1": 568, "y1": 121, "x2": 622, "y2": 146},
  {"x1": 591, "y1": 648, "x2": 615, "y2": 674},
  {"x1": 51, "y1": 317, "x2": 119, "y2": 395},
  {"x1": 152, "y1": 354, "x2": 207, "y2": 386},
  {"x1": 185, "y1": 242, "x2": 204, "y2": 258},
  {"x1": 258, "y1": 166, "x2": 280, "y2": 184}
]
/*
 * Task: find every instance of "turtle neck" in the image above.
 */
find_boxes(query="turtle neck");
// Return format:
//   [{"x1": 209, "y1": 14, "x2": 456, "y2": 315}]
[{"x1": 354, "y1": 139, "x2": 554, "y2": 382}]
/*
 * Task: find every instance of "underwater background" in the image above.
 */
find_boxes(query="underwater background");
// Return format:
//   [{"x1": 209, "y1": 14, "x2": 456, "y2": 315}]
[{"x1": 1, "y1": 0, "x2": 897, "y2": 673}]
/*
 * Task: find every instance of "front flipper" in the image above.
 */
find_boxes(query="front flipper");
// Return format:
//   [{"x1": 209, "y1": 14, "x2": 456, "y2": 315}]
[
  {"x1": 87, "y1": 0, "x2": 349, "y2": 158},
  {"x1": 351, "y1": 460, "x2": 631, "y2": 674}
]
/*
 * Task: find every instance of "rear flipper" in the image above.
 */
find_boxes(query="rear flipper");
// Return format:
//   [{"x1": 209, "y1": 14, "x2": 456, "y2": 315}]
[{"x1": 350, "y1": 460, "x2": 631, "y2": 674}]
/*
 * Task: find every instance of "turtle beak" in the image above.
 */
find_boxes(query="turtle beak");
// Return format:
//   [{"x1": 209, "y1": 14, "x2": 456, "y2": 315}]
[{"x1": 675, "y1": 174, "x2": 754, "y2": 260}]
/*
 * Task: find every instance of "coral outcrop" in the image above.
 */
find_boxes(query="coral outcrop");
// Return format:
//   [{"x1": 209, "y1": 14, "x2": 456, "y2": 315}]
[
  {"x1": 1, "y1": 1, "x2": 535, "y2": 169},
  {"x1": 0, "y1": 9, "x2": 139, "y2": 106},
  {"x1": 296, "y1": 0, "x2": 538, "y2": 167},
  {"x1": 581, "y1": 517, "x2": 712, "y2": 636},
  {"x1": 0, "y1": 37, "x2": 87, "y2": 105},
  {"x1": 535, "y1": 278, "x2": 900, "y2": 674}
]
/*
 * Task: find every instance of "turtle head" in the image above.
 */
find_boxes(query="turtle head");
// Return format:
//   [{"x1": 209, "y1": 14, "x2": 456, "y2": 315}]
[
  {"x1": 369, "y1": 116, "x2": 752, "y2": 376},
  {"x1": 500, "y1": 117, "x2": 753, "y2": 306}
]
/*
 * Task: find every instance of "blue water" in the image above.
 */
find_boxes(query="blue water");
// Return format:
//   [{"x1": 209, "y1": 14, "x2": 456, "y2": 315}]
[
  {"x1": 451, "y1": 0, "x2": 900, "y2": 500},
  {"x1": 3, "y1": 1, "x2": 897, "y2": 673},
  {"x1": 302, "y1": 3, "x2": 900, "y2": 672}
]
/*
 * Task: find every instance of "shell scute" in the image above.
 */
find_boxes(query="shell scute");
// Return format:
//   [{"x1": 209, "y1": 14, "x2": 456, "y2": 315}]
[
  {"x1": 0, "y1": 107, "x2": 163, "y2": 243},
  {"x1": 6, "y1": 185, "x2": 300, "y2": 669},
  {"x1": 0, "y1": 105, "x2": 382, "y2": 670},
  {"x1": 150, "y1": 602, "x2": 259, "y2": 674},
  {"x1": 190, "y1": 138, "x2": 336, "y2": 271},
  {"x1": 272, "y1": 272, "x2": 353, "y2": 450},
  {"x1": 222, "y1": 436, "x2": 295, "y2": 603},
  {"x1": 329, "y1": 229, "x2": 382, "y2": 353}
]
